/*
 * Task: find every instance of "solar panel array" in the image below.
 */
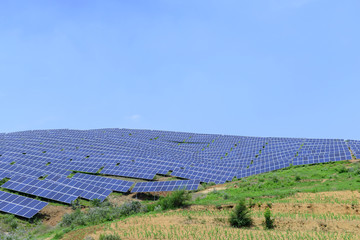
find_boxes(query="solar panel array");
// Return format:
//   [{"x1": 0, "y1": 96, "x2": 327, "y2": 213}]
[{"x1": 0, "y1": 128, "x2": 357, "y2": 218}]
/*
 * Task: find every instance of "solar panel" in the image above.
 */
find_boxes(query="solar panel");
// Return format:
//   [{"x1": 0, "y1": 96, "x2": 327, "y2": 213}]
[
  {"x1": 45, "y1": 175, "x2": 112, "y2": 202},
  {"x1": 0, "y1": 190, "x2": 48, "y2": 218},
  {"x1": 131, "y1": 180, "x2": 200, "y2": 193},
  {"x1": 101, "y1": 166, "x2": 157, "y2": 180},
  {"x1": 72, "y1": 173, "x2": 134, "y2": 192},
  {"x1": 1, "y1": 176, "x2": 80, "y2": 204},
  {"x1": 170, "y1": 168, "x2": 228, "y2": 184}
]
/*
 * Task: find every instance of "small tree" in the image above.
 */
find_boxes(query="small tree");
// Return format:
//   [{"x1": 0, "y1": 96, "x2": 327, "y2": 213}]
[
  {"x1": 229, "y1": 199, "x2": 253, "y2": 228},
  {"x1": 264, "y1": 207, "x2": 274, "y2": 229}
]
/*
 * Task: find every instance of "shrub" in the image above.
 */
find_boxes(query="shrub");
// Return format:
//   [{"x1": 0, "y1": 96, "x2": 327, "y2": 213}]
[
  {"x1": 154, "y1": 205, "x2": 162, "y2": 211},
  {"x1": 229, "y1": 200, "x2": 253, "y2": 228},
  {"x1": 336, "y1": 165, "x2": 348, "y2": 173},
  {"x1": 9, "y1": 221, "x2": 18, "y2": 230},
  {"x1": 90, "y1": 199, "x2": 102, "y2": 207},
  {"x1": 272, "y1": 175, "x2": 279, "y2": 183},
  {"x1": 71, "y1": 199, "x2": 81, "y2": 210},
  {"x1": 99, "y1": 233, "x2": 121, "y2": 240},
  {"x1": 3, "y1": 215, "x2": 15, "y2": 224},
  {"x1": 117, "y1": 201, "x2": 145, "y2": 216},
  {"x1": 264, "y1": 207, "x2": 274, "y2": 229},
  {"x1": 158, "y1": 189, "x2": 191, "y2": 210},
  {"x1": 60, "y1": 201, "x2": 146, "y2": 228}
]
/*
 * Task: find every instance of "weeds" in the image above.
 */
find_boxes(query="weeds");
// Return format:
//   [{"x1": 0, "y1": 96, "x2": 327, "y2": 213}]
[
  {"x1": 99, "y1": 233, "x2": 121, "y2": 240},
  {"x1": 264, "y1": 207, "x2": 275, "y2": 229}
]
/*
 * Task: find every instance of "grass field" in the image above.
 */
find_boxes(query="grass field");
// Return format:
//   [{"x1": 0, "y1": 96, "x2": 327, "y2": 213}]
[{"x1": 1, "y1": 160, "x2": 360, "y2": 240}]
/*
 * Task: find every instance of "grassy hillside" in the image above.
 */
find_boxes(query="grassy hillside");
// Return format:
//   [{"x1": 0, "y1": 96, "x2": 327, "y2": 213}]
[{"x1": 193, "y1": 160, "x2": 360, "y2": 206}]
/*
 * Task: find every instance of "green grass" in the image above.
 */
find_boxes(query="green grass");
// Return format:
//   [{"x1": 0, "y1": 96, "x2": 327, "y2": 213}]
[{"x1": 192, "y1": 160, "x2": 360, "y2": 206}]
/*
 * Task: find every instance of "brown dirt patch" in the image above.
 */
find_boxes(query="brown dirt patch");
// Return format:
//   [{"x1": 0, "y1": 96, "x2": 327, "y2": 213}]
[{"x1": 40, "y1": 205, "x2": 73, "y2": 226}]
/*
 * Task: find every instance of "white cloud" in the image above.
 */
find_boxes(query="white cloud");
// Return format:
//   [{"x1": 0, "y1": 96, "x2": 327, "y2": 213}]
[{"x1": 129, "y1": 114, "x2": 141, "y2": 121}]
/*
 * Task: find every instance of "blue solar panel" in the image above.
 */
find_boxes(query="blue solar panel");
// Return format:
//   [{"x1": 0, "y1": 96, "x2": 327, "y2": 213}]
[
  {"x1": 131, "y1": 180, "x2": 200, "y2": 193},
  {"x1": 2, "y1": 176, "x2": 80, "y2": 204},
  {"x1": 101, "y1": 166, "x2": 157, "y2": 180},
  {"x1": 45, "y1": 175, "x2": 112, "y2": 201},
  {"x1": 0, "y1": 190, "x2": 48, "y2": 218},
  {"x1": 72, "y1": 173, "x2": 134, "y2": 192}
]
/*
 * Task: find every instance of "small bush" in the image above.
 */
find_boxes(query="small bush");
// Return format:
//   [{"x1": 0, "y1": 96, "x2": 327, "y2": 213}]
[
  {"x1": 229, "y1": 200, "x2": 253, "y2": 228},
  {"x1": 91, "y1": 199, "x2": 102, "y2": 207},
  {"x1": 3, "y1": 215, "x2": 15, "y2": 224},
  {"x1": 71, "y1": 199, "x2": 81, "y2": 210},
  {"x1": 9, "y1": 221, "x2": 18, "y2": 230},
  {"x1": 99, "y1": 233, "x2": 121, "y2": 240},
  {"x1": 295, "y1": 175, "x2": 301, "y2": 181},
  {"x1": 272, "y1": 175, "x2": 279, "y2": 183},
  {"x1": 264, "y1": 207, "x2": 274, "y2": 229},
  {"x1": 154, "y1": 205, "x2": 162, "y2": 211},
  {"x1": 336, "y1": 165, "x2": 348, "y2": 173},
  {"x1": 158, "y1": 189, "x2": 191, "y2": 210},
  {"x1": 60, "y1": 201, "x2": 146, "y2": 228}
]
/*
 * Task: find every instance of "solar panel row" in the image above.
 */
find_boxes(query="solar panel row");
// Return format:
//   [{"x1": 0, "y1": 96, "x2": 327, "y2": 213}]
[
  {"x1": 45, "y1": 175, "x2": 112, "y2": 202},
  {"x1": 72, "y1": 173, "x2": 134, "y2": 192},
  {"x1": 0, "y1": 190, "x2": 48, "y2": 218},
  {"x1": 131, "y1": 180, "x2": 200, "y2": 193},
  {"x1": 2, "y1": 175, "x2": 80, "y2": 204}
]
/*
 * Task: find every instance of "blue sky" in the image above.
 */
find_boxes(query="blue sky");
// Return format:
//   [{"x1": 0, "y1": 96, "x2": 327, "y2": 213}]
[{"x1": 0, "y1": 0, "x2": 359, "y2": 139}]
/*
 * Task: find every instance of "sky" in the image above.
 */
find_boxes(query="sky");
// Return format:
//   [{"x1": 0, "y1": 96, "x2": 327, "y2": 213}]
[{"x1": 0, "y1": 0, "x2": 359, "y2": 139}]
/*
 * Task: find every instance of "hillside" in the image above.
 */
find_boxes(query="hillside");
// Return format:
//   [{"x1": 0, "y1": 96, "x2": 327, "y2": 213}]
[
  {"x1": 0, "y1": 159, "x2": 359, "y2": 239},
  {"x1": 0, "y1": 129, "x2": 359, "y2": 239}
]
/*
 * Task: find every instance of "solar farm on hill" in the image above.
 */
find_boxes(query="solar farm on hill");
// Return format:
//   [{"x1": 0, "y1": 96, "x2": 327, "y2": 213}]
[{"x1": 0, "y1": 129, "x2": 360, "y2": 240}]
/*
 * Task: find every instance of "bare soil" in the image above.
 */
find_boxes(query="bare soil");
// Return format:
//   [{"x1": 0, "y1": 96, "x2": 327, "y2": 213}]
[{"x1": 40, "y1": 205, "x2": 73, "y2": 226}]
